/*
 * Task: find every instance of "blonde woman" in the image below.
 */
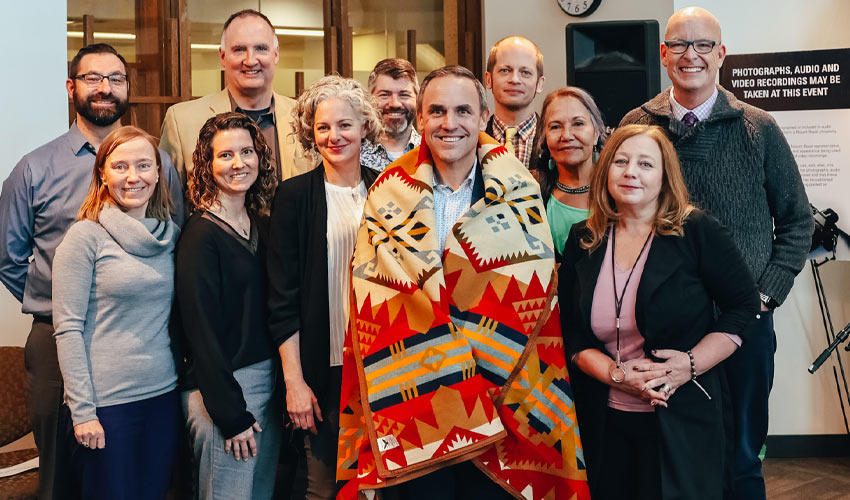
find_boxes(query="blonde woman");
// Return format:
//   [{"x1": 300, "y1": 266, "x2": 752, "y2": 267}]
[
  {"x1": 559, "y1": 124, "x2": 759, "y2": 500},
  {"x1": 53, "y1": 125, "x2": 180, "y2": 499},
  {"x1": 267, "y1": 75, "x2": 381, "y2": 499}
]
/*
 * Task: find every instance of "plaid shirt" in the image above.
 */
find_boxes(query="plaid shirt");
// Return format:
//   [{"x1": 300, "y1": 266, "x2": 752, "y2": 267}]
[
  {"x1": 360, "y1": 129, "x2": 421, "y2": 172},
  {"x1": 491, "y1": 113, "x2": 538, "y2": 169}
]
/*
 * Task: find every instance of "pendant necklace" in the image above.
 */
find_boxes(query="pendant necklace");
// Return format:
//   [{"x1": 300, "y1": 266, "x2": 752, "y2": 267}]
[
  {"x1": 215, "y1": 204, "x2": 250, "y2": 239},
  {"x1": 609, "y1": 225, "x2": 653, "y2": 383}
]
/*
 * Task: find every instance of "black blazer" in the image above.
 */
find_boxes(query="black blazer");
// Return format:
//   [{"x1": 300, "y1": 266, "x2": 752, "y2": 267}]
[
  {"x1": 267, "y1": 163, "x2": 378, "y2": 402},
  {"x1": 559, "y1": 210, "x2": 759, "y2": 500}
]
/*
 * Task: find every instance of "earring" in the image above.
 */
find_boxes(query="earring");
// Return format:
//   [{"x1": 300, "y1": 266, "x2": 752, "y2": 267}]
[{"x1": 548, "y1": 158, "x2": 557, "y2": 171}]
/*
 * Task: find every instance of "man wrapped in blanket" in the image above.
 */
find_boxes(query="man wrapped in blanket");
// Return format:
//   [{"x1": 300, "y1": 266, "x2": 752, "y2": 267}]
[{"x1": 336, "y1": 65, "x2": 590, "y2": 500}]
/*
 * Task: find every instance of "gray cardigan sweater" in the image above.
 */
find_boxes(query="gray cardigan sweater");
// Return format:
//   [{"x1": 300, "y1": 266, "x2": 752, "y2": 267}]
[
  {"x1": 621, "y1": 86, "x2": 812, "y2": 304},
  {"x1": 53, "y1": 205, "x2": 180, "y2": 425}
]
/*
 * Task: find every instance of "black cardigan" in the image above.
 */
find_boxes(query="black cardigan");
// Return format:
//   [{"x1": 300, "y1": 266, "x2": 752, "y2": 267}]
[
  {"x1": 558, "y1": 210, "x2": 760, "y2": 500},
  {"x1": 172, "y1": 212, "x2": 275, "y2": 439},
  {"x1": 266, "y1": 163, "x2": 379, "y2": 403}
]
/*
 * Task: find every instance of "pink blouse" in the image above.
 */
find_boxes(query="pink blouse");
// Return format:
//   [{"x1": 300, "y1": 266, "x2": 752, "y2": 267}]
[{"x1": 590, "y1": 233, "x2": 655, "y2": 413}]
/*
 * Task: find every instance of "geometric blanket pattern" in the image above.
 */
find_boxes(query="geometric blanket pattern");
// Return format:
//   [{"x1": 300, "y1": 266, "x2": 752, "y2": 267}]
[{"x1": 337, "y1": 133, "x2": 589, "y2": 500}]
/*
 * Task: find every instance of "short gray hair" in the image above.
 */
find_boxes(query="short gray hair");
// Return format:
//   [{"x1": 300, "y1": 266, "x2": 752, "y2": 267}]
[
  {"x1": 292, "y1": 75, "x2": 383, "y2": 153},
  {"x1": 417, "y1": 65, "x2": 488, "y2": 116},
  {"x1": 220, "y1": 9, "x2": 279, "y2": 50}
]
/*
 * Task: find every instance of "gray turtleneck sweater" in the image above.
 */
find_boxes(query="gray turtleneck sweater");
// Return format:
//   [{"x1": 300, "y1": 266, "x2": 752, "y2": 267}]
[{"x1": 53, "y1": 204, "x2": 180, "y2": 425}]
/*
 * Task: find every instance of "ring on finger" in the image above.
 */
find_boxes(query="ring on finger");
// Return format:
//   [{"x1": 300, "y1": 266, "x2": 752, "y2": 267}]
[{"x1": 661, "y1": 383, "x2": 672, "y2": 395}]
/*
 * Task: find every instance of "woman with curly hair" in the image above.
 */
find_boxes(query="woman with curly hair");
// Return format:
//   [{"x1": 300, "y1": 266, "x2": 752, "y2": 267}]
[
  {"x1": 172, "y1": 111, "x2": 280, "y2": 499},
  {"x1": 267, "y1": 75, "x2": 381, "y2": 499}
]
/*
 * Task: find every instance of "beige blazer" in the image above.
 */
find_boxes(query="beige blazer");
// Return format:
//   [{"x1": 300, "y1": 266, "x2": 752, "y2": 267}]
[{"x1": 159, "y1": 88, "x2": 316, "y2": 185}]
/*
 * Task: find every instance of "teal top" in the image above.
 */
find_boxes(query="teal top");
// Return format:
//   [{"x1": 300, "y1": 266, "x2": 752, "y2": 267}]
[{"x1": 547, "y1": 196, "x2": 589, "y2": 256}]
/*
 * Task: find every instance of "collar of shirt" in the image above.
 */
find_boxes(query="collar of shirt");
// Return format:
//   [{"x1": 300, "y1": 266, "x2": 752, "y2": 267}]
[
  {"x1": 492, "y1": 113, "x2": 538, "y2": 142},
  {"x1": 433, "y1": 158, "x2": 478, "y2": 193},
  {"x1": 229, "y1": 92, "x2": 277, "y2": 126},
  {"x1": 67, "y1": 121, "x2": 97, "y2": 156},
  {"x1": 371, "y1": 128, "x2": 422, "y2": 156},
  {"x1": 669, "y1": 86, "x2": 718, "y2": 122},
  {"x1": 360, "y1": 128, "x2": 422, "y2": 171}
]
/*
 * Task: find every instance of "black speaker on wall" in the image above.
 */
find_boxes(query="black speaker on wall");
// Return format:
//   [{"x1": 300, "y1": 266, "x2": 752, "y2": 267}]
[{"x1": 566, "y1": 20, "x2": 660, "y2": 128}]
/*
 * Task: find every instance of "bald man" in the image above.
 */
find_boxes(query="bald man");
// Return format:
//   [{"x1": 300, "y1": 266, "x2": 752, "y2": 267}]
[
  {"x1": 484, "y1": 36, "x2": 545, "y2": 168},
  {"x1": 621, "y1": 7, "x2": 811, "y2": 500}
]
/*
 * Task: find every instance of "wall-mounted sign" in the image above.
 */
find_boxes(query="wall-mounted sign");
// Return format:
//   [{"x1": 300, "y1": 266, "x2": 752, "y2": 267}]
[
  {"x1": 720, "y1": 48, "x2": 850, "y2": 112},
  {"x1": 721, "y1": 48, "x2": 850, "y2": 255}
]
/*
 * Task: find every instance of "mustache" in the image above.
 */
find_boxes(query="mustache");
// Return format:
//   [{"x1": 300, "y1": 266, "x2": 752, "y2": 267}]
[
  {"x1": 382, "y1": 106, "x2": 412, "y2": 116},
  {"x1": 87, "y1": 92, "x2": 119, "y2": 104}
]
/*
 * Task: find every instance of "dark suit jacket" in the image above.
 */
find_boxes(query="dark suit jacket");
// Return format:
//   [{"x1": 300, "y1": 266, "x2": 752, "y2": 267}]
[
  {"x1": 559, "y1": 210, "x2": 759, "y2": 500},
  {"x1": 267, "y1": 163, "x2": 379, "y2": 403}
]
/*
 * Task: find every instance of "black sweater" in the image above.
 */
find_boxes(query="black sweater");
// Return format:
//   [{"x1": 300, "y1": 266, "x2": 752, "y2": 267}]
[
  {"x1": 172, "y1": 212, "x2": 275, "y2": 438},
  {"x1": 267, "y1": 164, "x2": 378, "y2": 403}
]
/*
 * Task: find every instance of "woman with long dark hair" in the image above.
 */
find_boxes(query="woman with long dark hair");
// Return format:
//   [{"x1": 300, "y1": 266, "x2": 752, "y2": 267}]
[{"x1": 173, "y1": 112, "x2": 280, "y2": 499}]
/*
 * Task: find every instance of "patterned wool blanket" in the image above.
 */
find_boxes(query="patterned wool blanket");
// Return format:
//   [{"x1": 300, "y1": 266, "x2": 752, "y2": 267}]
[{"x1": 337, "y1": 133, "x2": 589, "y2": 500}]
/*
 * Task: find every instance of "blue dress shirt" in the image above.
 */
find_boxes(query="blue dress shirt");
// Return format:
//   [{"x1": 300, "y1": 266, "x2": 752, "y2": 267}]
[{"x1": 0, "y1": 122, "x2": 185, "y2": 316}]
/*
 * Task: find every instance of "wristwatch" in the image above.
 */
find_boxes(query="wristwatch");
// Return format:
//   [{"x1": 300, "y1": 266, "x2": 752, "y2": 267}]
[{"x1": 759, "y1": 291, "x2": 778, "y2": 310}]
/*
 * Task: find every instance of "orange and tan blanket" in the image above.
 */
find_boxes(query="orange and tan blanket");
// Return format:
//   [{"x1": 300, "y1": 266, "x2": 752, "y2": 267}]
[{"x1": 337, "y1": 133, "x2": 589, "y2": 500}]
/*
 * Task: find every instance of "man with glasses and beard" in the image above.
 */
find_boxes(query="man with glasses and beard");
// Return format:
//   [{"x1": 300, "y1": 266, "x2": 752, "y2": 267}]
[
  {"x1": 0, "y1": 43, "x2": 183, "y2": 500},
  {"x1": 360, "y1": 58, "x2": 421, "y2": 171}
]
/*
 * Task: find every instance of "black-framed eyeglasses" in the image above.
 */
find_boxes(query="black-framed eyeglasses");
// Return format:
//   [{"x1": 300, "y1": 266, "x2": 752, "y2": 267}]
[
  {"x1": 663, "y1": 39, "x2": 717, "y2": 54},
  {"x1": 73, "y1": 73, "x2": 128, "y2": 86}
]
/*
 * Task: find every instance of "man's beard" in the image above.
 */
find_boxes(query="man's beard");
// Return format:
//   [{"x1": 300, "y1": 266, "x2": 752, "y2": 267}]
[
  {"x1": 381, "y1": 106, "x2": 415, "y2": 138},
  {"x1": 74, "y1": 91, "x2": 128, "y2": 127}
]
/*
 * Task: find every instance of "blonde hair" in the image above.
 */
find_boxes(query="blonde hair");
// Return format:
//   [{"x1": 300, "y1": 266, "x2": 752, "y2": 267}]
[
  {"x1": 582, "y1": 124, "x2": 693, "y2": 251},
  {"x1": 292, "y1": 75, "x2": 382, "y2": 153},
  {"x1": 77, "y1": 126, "x2": 173, "y2": 222}
]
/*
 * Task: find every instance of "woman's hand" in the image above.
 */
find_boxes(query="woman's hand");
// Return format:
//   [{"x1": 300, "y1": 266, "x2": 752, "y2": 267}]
[
  {"x1": 286, "y1": 378, "x2": 323, "y2": 435},
  {"x1": 224, "y1": 422, "x2": 262, "y2": 461},
  {"x1": 633, "y1": 349, "x2": 692, "y2": 403},
  {"x1": 74, "y1": 419, "x2": 106, "y2": 449},
  {"x1": 617, "y1": 358, "x2": 673, "y2": 407}
]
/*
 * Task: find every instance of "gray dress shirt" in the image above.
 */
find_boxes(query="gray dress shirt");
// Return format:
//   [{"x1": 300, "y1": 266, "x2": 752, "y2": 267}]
[{"x1": 0, "y1": 122, "x2": 185, "y2": 316}]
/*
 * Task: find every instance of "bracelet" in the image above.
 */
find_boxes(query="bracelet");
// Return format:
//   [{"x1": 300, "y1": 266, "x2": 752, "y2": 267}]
[{"x1": 687, "y1": 350, "x2": 711, "y2": 400}]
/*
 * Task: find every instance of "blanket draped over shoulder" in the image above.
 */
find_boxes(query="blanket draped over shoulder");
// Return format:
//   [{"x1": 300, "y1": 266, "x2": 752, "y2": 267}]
[{"x1": 337, "y1": 133, "x2": 590, "y2": 500}]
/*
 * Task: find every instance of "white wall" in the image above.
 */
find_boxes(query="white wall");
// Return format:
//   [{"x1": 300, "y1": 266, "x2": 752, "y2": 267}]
[
  {"x1": 482, "y1": 0, "x2": 674, "y2": 116},
  {"x1": 676, "y1": 0, "x2": 850, "y2": 436},
  {"x1": 0, "y1": 0, "x2": 68, "y2": 347}
]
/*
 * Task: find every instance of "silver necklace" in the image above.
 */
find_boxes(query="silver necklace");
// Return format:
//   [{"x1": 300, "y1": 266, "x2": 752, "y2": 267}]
[
  {"x1": 555, "y1": 181, "x2": 589, "y2": 194},
  {"x1": 213, "y1": 204, "x2": 250, "y2": 238}
]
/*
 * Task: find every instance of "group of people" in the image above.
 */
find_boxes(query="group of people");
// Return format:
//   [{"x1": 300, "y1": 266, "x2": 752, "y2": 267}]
[{"x1": 0, "y1": 5, "x2": 813, "y2": 500}]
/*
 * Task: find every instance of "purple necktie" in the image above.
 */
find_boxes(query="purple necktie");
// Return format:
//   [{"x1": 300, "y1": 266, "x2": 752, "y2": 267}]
[{"x1": 682, "y1": 111, "x2": 699, "y2": 129}]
